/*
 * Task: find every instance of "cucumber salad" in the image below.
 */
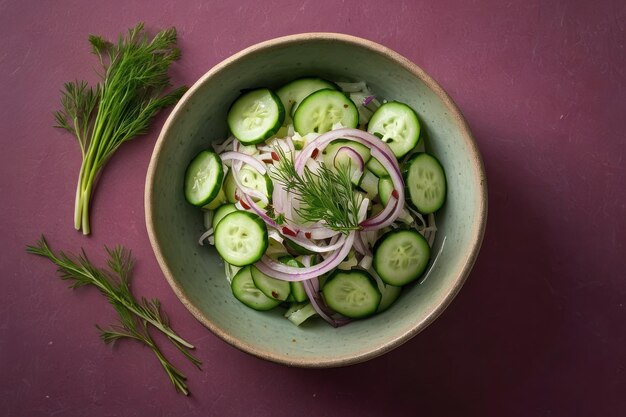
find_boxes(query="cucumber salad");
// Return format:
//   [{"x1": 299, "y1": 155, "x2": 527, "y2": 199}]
[{"x1": 184, "y1": 77, "x2": 447, "y2": 327}]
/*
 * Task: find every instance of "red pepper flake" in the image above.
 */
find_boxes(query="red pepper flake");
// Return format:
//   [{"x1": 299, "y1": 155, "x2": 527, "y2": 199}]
[
  {"x1": 262, "y1": 159, "x2": 274, "y2": 164},
  {"x1": 271, "y1": 291, "x2": 279, "y2": 299},
  {"x1": 271, "y1": 151, "x2": 279, "y2": 161},
  {"x1": 240, "y1": 199, "x2": 250, "y2": 210},
  {"x1": 391, "y1": 189, "x2": 399, "y2": 199},
  {"x1": 304, "y1": 232, "x2": 312, "y2": 239},
  {"x1": 282, "y1": 227, "x2": 297, "y2": 237},
  {"x1": 311, "y1": 148, "x2": 319, "y2": 159}
]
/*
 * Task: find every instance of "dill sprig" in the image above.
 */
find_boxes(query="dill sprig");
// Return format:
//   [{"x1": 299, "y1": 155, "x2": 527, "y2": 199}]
[
  {"x1": 54, "y1": 23, "x2": 187, "y2": 235},
  {"x1": 270, "y1": 147, "x2": 361, "y2": 232},
  {"x1": 26, "y1": 236, "x2": 201, "y2": 395}
]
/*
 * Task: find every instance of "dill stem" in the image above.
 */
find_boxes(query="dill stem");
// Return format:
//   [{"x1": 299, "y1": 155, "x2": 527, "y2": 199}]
[{"x1": 73, "y1": 162, "x2": 85, "y2": 231}]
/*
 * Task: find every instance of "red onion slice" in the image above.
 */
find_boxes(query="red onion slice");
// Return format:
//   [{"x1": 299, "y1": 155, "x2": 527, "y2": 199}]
[
  {"x1": 333, "y1": 146, "x2": 365, "y2": 180},
  {"x1": 219, "y1": 151, "x2": 267, "y2": 175},
  {"x1": 353, "y1": 231, "x2": 372, "y2": 256},
  {"x1": 360, "y1": 194, "x2": 398, "y2": 229},
  {"x1": 254, "y1": 232, "x2": 355, "y2": 282},
  {"x1": 302, "y1": 279, "x2": 338, "y2": 327}
]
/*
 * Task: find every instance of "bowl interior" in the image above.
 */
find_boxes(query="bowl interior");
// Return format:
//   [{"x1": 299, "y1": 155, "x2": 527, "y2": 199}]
[{"x1": 146, "y1": 34, "x2": 486, "y2": 366}]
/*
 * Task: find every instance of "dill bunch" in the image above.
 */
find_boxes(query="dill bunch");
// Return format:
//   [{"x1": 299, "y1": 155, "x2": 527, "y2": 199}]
[
  {"x1": 54, "y1": 23, "x2": 187, "y2": 235},
  {"x1": 26, "y1": 236, "x2": 200, "y2": 395}
]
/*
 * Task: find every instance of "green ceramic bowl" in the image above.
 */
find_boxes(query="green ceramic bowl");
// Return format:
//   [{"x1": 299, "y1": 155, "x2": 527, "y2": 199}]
[{"x1": 145, "y1": 33, "x2": 487, "y2": 367}]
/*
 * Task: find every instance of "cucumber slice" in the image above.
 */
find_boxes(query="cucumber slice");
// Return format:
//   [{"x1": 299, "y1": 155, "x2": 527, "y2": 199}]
[
  {"x1": 290, "y1": 281, "x2": 308, "y2": 303},
  {"x1": 227, "y1": 88, "x2": 285, "y2": 144},
  {"x1": 251, "y1": 265, "x2": 291, "y2": 301},
  {"x1": 366, "y1": 157, "x2": 388, "y2": 177},
  {"x1": 214, "y1": 211, "x2": 268, "y2": 266},
  {"x1": 277, "y1": 256, "x2": 308, "y2": 302},
  {"x1": 213, "y1": 203, "x2": 238, "y2": 228},
  {"x1": 276, "y1": 77, "x2": 338, "y2": 124},
  {"x1": 358, "y1": 170, "x2": 379, "y2": 200},
  {"x1": 373, "y1": 229, "x2": 431, "y2": 286},
  {"x1": 404, "y1": 153, "x2": 447, "y2": 214},
  {"x1": 378, "y1": 176, "x2": 394, "y2": 205},
  {"x1": 238, "y1": 167, "x2": 273, "y2": 197},
  {"x1": 322, "y1": 139, "x2": 371, "y2": 168},
  {"x1": 231, "y1": 266, "x2": 280, "y2": 311},
  {"x1": 294, "y1": 89, "x2": 359, "y2": 135},
  {"x1": 184, "y1": 150, "x2": 224, "y2": 207},
  {"x1": 376, "y1": 282, "x2": 402, "y2": 313},
  {"x1": 322, "y1": 270, "x2": 381, "y2": 318},
  {"x1": 367, "y1": 101, "x2": 420, "y2": 158}
]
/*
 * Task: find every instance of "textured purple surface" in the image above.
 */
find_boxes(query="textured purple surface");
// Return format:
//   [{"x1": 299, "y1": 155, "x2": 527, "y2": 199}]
[{"x1": 1, "y1": 0, "x2": 625, "y2": 416}]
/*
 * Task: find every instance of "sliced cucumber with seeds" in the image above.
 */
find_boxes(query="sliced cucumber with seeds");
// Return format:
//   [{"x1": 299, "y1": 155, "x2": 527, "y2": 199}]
[
  {"x1": 213, "y1": 203, "x2": 238, "y2": 228},
  {"x1": 231, "y1": 266, "x2": 280, "y2": 311},
  {"x1": 404, "y1": 153, "x2": 446, "y2": 214},
  {"x1": 239, "y1": 166, "x2": 273, "y2": 197},
  {"x1": 277, "y1": 77, "x2": 338, "y2": 124},
  {"x1": 214, "y1": 211, "x2": 268, "y2": 266},
  {"x1": 368, "y1": 101, "x2": 420, "y2": 158},
  {"x1": 294, "y1": 89, "x2": 359, "y2": 135},
  {"x1": 322, "y1": 270, "x2": 381, "y2": 319},
  {"x1": 184, "y1": 150, "x2": 224, "y2": 206},
  {"x1": 373, "y1": 229, "x2": 431, "y2": 286},
  {"x1": 227, "y1": 88, "x2": 285, "y2": 144},
  {"x1": 251, "y1": 265, "x2": 291, "y2": 301}
]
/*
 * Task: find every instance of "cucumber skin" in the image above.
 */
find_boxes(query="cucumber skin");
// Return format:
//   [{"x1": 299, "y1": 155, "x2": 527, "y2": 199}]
[
  {"x1": 402, "y1": 152, "x2": 447, "y2": 214},
  {"x1": 184, "y1": 150, "x2": 224, "y2": 207},
  {"x1": 372, "y1": 228, "x2": 431, "y2": 286},
  {"x1": 322, "y1": 269, "x2": 382, "y2": 319},
  {"x1": 227, "y1": 88, "x2": 285, "y2": 145}
]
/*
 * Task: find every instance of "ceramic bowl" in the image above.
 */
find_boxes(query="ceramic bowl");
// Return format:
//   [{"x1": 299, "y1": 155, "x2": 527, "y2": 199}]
[{"x1": 145, "y1": 33, "x2": 487, "y2": 367}]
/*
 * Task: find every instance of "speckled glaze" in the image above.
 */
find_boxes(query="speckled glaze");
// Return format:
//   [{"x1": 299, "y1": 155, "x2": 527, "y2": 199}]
[{"x1": 145, "y1": 33, "x2": 487, "y2": 367}]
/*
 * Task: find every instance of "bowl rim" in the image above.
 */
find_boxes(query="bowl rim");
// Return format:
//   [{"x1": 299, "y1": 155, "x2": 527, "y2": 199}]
[{"x1": 145, "y1": 32, "x2": 488, "y2": 368}]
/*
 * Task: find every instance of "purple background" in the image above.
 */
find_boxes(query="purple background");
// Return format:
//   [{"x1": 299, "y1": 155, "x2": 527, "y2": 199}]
[{"x1": 1, "y1": 0, "x2": 624, "y2": 416}]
